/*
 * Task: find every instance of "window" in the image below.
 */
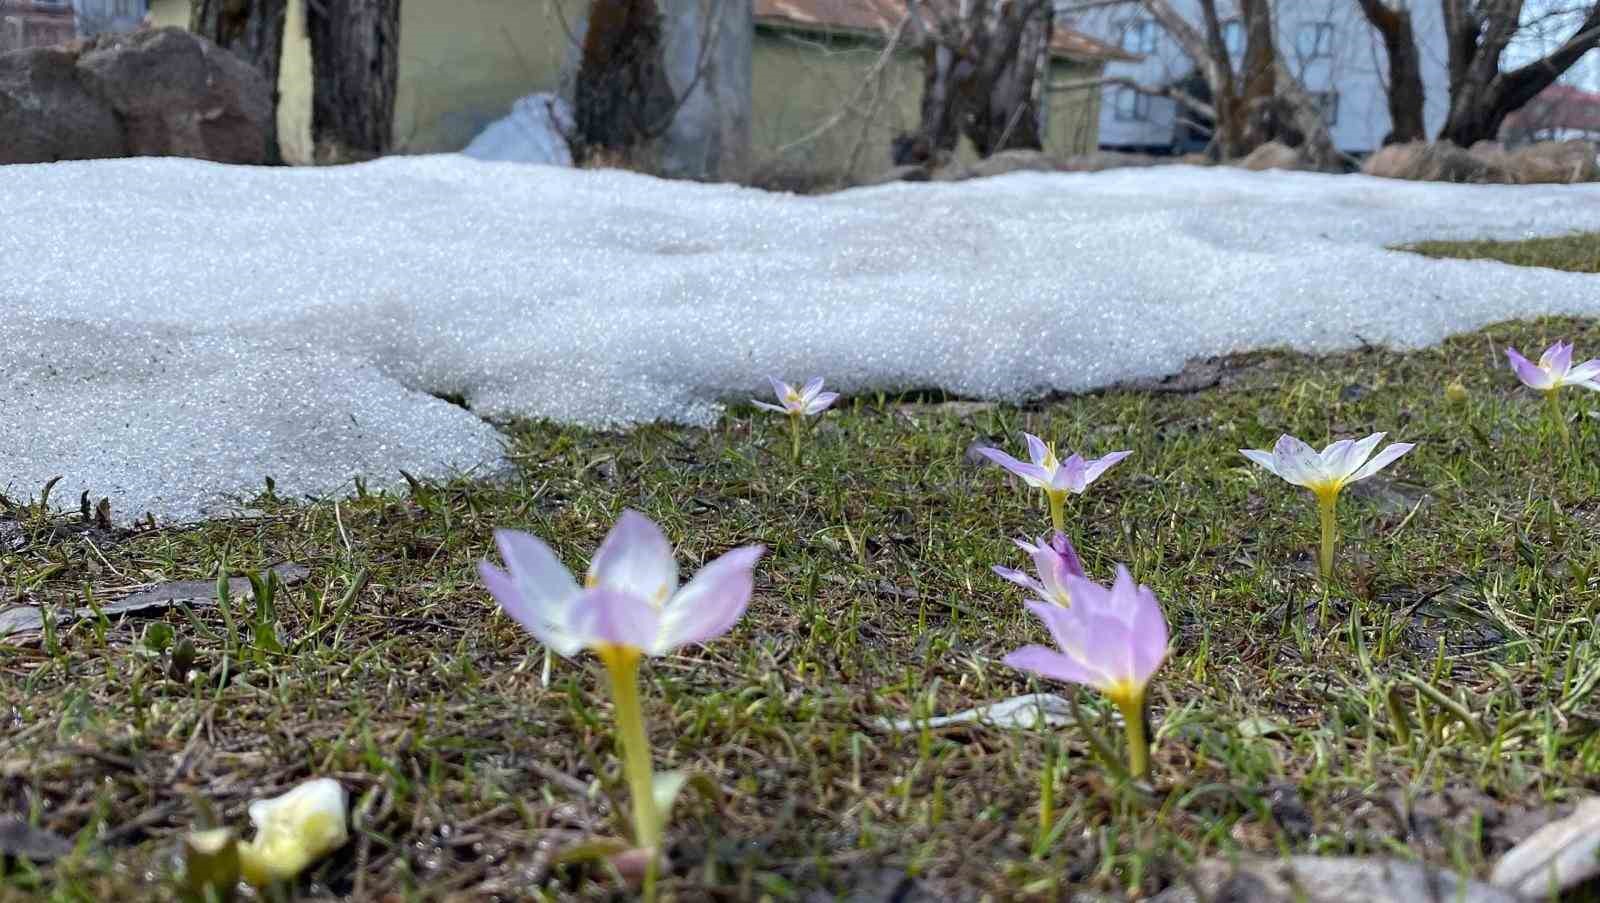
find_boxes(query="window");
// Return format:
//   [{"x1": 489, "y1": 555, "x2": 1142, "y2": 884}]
[
  {"x1": 1120, "y1": 18, "x2": 1159, "y2": 55},
  {"x1": 1222, "y1": 19, "x2": 1244, "y2": 57},
  {"x1": 1113, "y1": 87, "x2": 1150, "y2": 122},
  {"x1": 1295, "y1": 22, "x2": 1334, "y2": 59},
  {"x1": 1313, "y1": 91, "x2": 1340, "y2": 125}
]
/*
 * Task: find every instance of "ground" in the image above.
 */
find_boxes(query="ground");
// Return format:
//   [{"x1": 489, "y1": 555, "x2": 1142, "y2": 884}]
[{"x1": 2, "y1": 238, "x2": 1599, "y2": 901}]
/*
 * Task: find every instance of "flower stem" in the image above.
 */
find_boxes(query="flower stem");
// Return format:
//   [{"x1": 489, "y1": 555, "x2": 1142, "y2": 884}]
[
  {"x1": 1048, "y1": 491, "x2": 1066, "y2": 534},
  {"x1": 1114, "y1": 694, "x2": 1150, "y2": 779},
  {"x1": 789, "y1": 413, "x2": 803, "y2": 463},
  {"x1": 1547, "y1": 389, "x2": 1569, "y2": 449},
  {"x1": 599, "y1": 645, "x2": 660, "y2": 901},
  {"x1": 1317, "y1": 491, "x2": 1339, "y2": 585}
]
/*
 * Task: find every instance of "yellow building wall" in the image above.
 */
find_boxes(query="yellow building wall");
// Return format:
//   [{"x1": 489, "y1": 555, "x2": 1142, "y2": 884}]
[{"x1": 144, "y1": 2, "x2": 1101, "y2": 177}]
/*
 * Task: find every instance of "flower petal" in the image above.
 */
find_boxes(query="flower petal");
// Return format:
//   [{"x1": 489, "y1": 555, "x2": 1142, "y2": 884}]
[
  {"x1": 1348, "y1": 442, "x2": 1414, "y2": 484},
  {"x1": 1540, "y1": 341, "x2": 1573, "y2": 378},
  {"x1": 1239, "y1": 448, "x2": 1280, "y2": 477},
  {"x1": 1052, "y1": 453, "x2": 1089, "y2": 493},
  {"x1": 1331, "y1": 433, "x2": 1385, "y2": 482},
  {"x1": 751, "y1": 400, "x2": 789, "y2": 413},
  {"x1": 656, "y1": 545, "x2": 764, "y2": 653},
  {"x1": 1082, "y1": 450, "x2": 1132, "y2": 486},
  {"x1": 978, "y1": 447, "x2": 1050, "y2": 487},
  {"x1": 1023, "y1": 433, "x2": 1052, "y2": 468},
  {"x1": 587, "y1": 510, "x2": 679, "y2": 605},
  {"x1": 496, "y1": 529, "x2": 580, "y2": 600},
  {"x1": 768, "y1": 376, "x2": 792, "y2": 402},
  {"x1": 1003, "y1": 645, "x2": 1101, "y2": 687},
  {"x1": 993, "y1": 564, "x2": 1048, "y2": 598},
  {"x1": 1271, "y1": 435, "x2": 1323, "y2": 488},
  {"x1": 800, "y1": 377, "x2": 825, "y2": 400},
  {"x1": 1506, "y1": 347, "x2": 1553, "y2": 390},
  {"x1": 1128, "y1": 584, "x2": 1169, "y2": 685},
  {"x1": 804, "y1": 391, "x2": 839, "y2": 415},
  {"x1": 1564, "y1": 359, "x2": 1600, "y2": 386},
  {"x1": 568, "y1": 587, "x2": 661, "y2": 651},
  {"x1": 479, "y1": 560, "x2": 585, "y2": 656}
]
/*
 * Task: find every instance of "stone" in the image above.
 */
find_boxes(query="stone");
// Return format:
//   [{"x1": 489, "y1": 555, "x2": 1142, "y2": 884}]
[
  {"x1": 0, "y1": 27, "x2": 273, "y2": 166},
  {"x1": 75, "y1": 27, "x2": 274, "y2": 164},
  {"x1": 966, "y1": 148, "x2": 1063, "y2": 179},
  {"x1": 1361, "y1": 141, "x2": 1514, "y2": 184},
  {"x1": 1490, "y1": 796, "x2": 1600, "y2": 899},
  {"x1": 0, "y1": 46, "x2": 128, "y2": 164},
  {"x1": 1237, "y1": 141, "x2": 1304, "y2": 172}
]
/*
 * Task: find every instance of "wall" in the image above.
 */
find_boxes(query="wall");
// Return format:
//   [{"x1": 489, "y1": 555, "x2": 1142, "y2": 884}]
[{"x1": 751, "y1": 26, "x2": 1103, "y2": 185}]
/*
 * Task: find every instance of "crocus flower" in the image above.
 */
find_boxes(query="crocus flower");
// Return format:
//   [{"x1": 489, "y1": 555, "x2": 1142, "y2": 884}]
[
  {"x1": 979, "y1": 433, "x2": 1131, "y2": 532},
  {"x1": 993, "y1": 531, "x2": 1085, "y2": 608},
  {"x1": 479, "y1": 511, "x2": 763, "y2": 900},
  {"x1": 1240, "y1": 433, "x2": 1414, "y2": 582},
  {"x1": 236, "y1": 778, "x2": 349, "y2": 886},
  {"x1": 1506, "y1": 341, "x2": 1600, "y2": 393},
  {"x1": 1004, "y1": 565, "x2": 1168, "y2": 778},
  {"x1": 754, "y1": 377, "x2": 839, "y2": 462}
]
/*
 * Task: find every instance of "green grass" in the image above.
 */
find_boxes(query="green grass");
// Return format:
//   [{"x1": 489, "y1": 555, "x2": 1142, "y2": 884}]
[
  {"x1": 1400, "y1": 231, "x2": 1600, "y2": 273},
  {"x1": 3, "y1": 317, "x2": 1600, "y2": 901}
]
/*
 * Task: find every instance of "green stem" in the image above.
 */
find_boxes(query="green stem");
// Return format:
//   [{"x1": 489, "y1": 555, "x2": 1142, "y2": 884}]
[
  {"x1": 1547, "y1": 389, "x2": 1569, "y2": 448},
  {"x1": 1115, "y1": 694, "x2": 1150, "y2": 779},
  {"x1": 789, "y1": 414, "x2": 803, "y2": 463},
  {"x1": 1048, "y1": 491, "x2": 1066, "y2": 534},
  {"x1": 600, "y1": 645, "x2": 660, "y2": 901},
  {"x1": 1317, "y1": 491, "x2": 1339, "y2": 585},
  {"x1": 1036, "y1": 750, "x2": 1054, "y2": 855}
]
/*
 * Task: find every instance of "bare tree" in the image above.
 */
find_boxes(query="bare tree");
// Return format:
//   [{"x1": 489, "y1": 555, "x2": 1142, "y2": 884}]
[
  {"x1": 904, "y1": 0, "x2": 1057, "y2": 160},
  {"x1": 573, "y1": 0, "x2": 677, "y2": 162},
  {"x1": 306, "y1": 0, "x2": 401, "y2": 161},
  {"x1": 1438, "y1": 0, "x2": 1600, "y2": 146},
  {"x1": 1351, "y1": 0, "x2": 1426, "y2": 143}
]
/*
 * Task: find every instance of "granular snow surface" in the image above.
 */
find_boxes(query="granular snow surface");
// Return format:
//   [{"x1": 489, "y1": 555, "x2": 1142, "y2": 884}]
[{"x1": 3, "y1": 155, "x2": 1598, "y2": 523}]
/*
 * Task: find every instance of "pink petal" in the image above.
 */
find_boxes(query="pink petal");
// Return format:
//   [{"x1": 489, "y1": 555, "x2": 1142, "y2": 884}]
[
  {"x1": 1003, "y1": 645, "x2": 1100, "y2": 687},
  {"x1": 804, "y1": 392, "x2": 839, "y2": 415},
  {"x1": 656, "y1": 545, "x2": 764, "y2": 652},
  {"x1": 1023, "y1": 433, "x2": 1052, "y2": 468},
  {"x1": 1540, "y1": 341, "x2": 1573, "y2": 378},
  {"x1": 767, "y1": 376, "x2": 791, "y2": 401},
  {"x1": 1129, "y1": 585, "x2": 1170, "y2": 685},
  {"x1": 1327, "y1": 433, "x2": 1384, "y2": 482},
  {"x1": 568, "y1": 587, "x2": 661, "y2": 651},
  {"x1": 479, "y1": 560, "x2": 585, "y2": 656},
  {"x1": 496, "y1": 529, "x2": 579, "y2": 600},
  {"x1": 1045, "y1": 531, "x2": 1086, "y2": 580},
  {"x1": 1052, "y1": 453, "x2": 1089, "y2": 493},
  {"x1": 1082, "y1": 450, "x2": 1131, "y2": 486},
  {"x1": 800, "y1": 377, "x2": 825, "y2": 399},
  {"x1": 993, "y1": 565, "x2": 1048, "y2": 599},
  {"x1": 1507, "y1": 347, "x2": 1553, "y2": 390},
  {"x1": 1564, "y1": 359, "x2": 1600, "y2": 386},
  {"x1": 752, "y1": 400, "x2": 789, "y2": 413},
  {"x1": 588, "y1": 511, "x2": 679, "y2": 604},
  {"x1": 978, "y1": 447, "x2": 1050, "y2": 486}
]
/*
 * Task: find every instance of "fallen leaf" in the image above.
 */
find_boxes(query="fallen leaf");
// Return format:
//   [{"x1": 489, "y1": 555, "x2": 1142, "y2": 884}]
[
  {"x1": 0, "y1": 563, "x2": 310, "y2": 638},
  {"x1": 871, "y1": 693, "x2": 1075, "y2": 733}
]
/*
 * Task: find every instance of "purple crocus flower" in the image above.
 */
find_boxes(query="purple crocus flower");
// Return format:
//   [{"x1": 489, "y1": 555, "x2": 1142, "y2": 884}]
[
  {"x1": 979, "y1": 432, "x2": 1131, "y2": 531},
  {"x1": 478, "y1": 510, "x2": 765, "y2": 658},
  {"x1": 993, "y1": 531, "x2": 1086, "y2": 608},
  {"x1": 753, "y1": 377, "x2": 839, "y2": 417},
  {"x1": 1506, "y1": 341, "x2": 1600, "y2": 393},
  {"x1": 1003, "y1": 565, "x2": 1168, "y2": 777}
]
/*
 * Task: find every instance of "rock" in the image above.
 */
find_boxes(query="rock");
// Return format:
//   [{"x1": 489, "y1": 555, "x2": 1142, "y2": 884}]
[
  {"x1": 1059, "y1": 149, "x2": 1168, "y2": 171},
  {"x1": 859, "y1": 163, "x2": 930, "y2": 186},
  {"x1": 0, "y1": 47, "x2": 128, "y2": 164},
  {"x1": 463, "y1": 92, "x2": 575, "y2": 166},
  {"x1": 1361, "y1": 141, "x2": 1513, "y2": 183},
  {"x1": 0, "y1": 27, "x2": 272, "y2": 166},
  {"x1": 1506, "y1": 139, "x2": 1599, "y2": 184},
  {"x1": 1490, "y1": 796, "x2": 1600, "y2": 899},
  {"x1": 1151, "y1": 857, "x2": 1520, "y2": 903},
  {"x1": 1237, "y1": 141, "x2": 1304, "y2": 172},
  {"x1": 75, "y1": 28, "x2": 273, "y2": 164},
  {"x1": 966, "y1": 148, "x2": 1063, "y2": 179}
]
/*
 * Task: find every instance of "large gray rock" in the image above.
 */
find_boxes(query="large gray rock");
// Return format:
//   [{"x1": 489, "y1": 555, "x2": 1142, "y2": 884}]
[
  {"x1": 1491, "y1": 797, "x2": 1600, "y2": 899},
  {"x1": 0, "y1": 27, "x2": 273, "y2": 166},
  {"x1": 1361, "y1": 141, "x2": 1514, "y2": 183},
  {"x1": 0, "y1": 47, "x2": 128, "y2": 164}
]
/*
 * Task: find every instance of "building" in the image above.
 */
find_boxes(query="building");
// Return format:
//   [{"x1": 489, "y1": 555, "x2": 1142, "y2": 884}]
[
  {"x1": 146, "y1": 0, "x2": 1123, "y2": 181},
  {"x1": 1503, "y1": 83, "x2": 1600, "y2": 144},
  {"x1": 0, "y1": 0, "x2": 78, "y2": 52},
  {"x1": 73, "y1": 0, "x2": 146, "y2": 38},
  {"x1": 750, "y1": 0, "x2": 1130, "y2": 183},
  {"x1": 1063, "y1": 0, "x2": 1452, "y2": 156}
]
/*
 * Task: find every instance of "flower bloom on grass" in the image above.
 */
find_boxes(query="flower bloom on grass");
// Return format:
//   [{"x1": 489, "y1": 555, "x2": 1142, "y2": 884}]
[
  {"x1": 1239, "y1": 433, "x2": 1413, "y2": 582},
  {"x1": 479, "y1": 510, "x2": 764, "y2": 900},
  {"x1": 979, "y1": 433, "x2": 1131, "y2": 532},
  {"x1": 1505, "y1": 341, "x2": 1600, "y2": 393},
  {"x1": 754, "y1": 377, "x2": 839, "y2": 462},
  {"x1": 237, "y1": 778, "x2": 350, "y2": 886},
  {"x1": 993, "y1": 531, "x2": 1085, "y2": 608},
  {"x1": 1003, "y1": 565, "x2": 1168, "y2": 778}
]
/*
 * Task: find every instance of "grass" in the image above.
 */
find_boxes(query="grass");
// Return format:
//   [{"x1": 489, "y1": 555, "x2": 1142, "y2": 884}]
[
  {"x1": 1400, "y1": 231, "x2": 1600, "y2": 274},
  {"x1": 3, "y1": 315, "x2": 1600, "y2": 901}
]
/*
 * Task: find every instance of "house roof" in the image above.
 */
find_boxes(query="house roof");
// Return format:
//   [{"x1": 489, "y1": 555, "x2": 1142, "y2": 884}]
[
  {"x1": 1505, "y1": 83, "x2": 1600, "y2": 134},
  {"x1": 753, "y1": 0, "x2": 1136, "y2": 63}
]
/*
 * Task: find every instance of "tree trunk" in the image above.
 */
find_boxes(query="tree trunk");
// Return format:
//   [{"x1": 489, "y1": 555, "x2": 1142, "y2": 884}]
[
  {"x1": 190, "y1": 0, "x2": 287, "y2": 163},
  {"x1": 574, "y1": 0, "x2": 677, "y2": 164},
  {"x1": 910, "y1": 0, "x2": 1055, "y2": 160},
  {"x1": 1353, "y1": 0, "x2": 1425, "y2": 144},
  {"x1": 1437, "y1": 1, "x2": 1600, "y2": 147},
  {"x1": 305, "y1": 0, "x2": 400, "y2": 162}
]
